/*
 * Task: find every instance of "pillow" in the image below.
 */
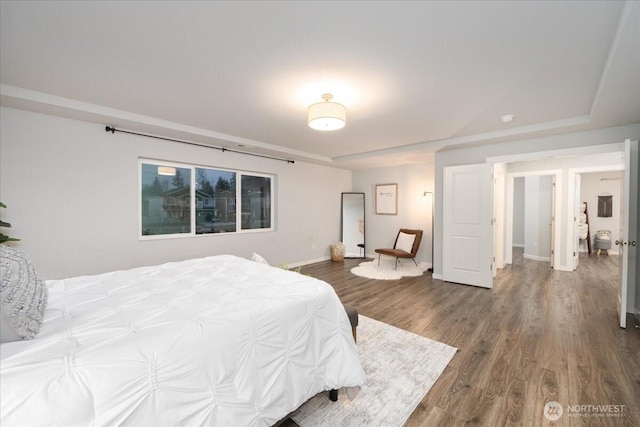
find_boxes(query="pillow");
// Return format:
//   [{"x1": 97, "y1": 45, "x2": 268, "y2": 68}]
[
  {"x1": 0, "y1": 309, "x2": 21, "y2": 342},
  {"x1": 251, "y1": 252, "x2": 269, "y2": 265},
  {"x1": 395, "y1": 232, "x2": 416, "y2": 253},
  {"x1": 0, "y1": 246, "x2": 48, "y2": 342}
]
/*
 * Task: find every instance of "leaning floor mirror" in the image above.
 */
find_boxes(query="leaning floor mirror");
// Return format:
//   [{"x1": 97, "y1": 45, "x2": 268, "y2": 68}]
[{"x1": 341, "y1": 192, "x2": 365, "y2": 258}]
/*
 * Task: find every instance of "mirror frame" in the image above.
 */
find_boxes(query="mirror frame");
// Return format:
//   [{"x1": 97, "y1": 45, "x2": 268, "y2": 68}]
[{"x1": 341, "y1": 192, "x2": 366, "y2": 258}]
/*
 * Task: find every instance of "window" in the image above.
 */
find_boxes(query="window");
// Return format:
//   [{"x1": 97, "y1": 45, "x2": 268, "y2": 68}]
[
  {"x1": 241, "y1": 175, "x2": 271, "y2": 230},
  {"x1": 140, "y1": 160, "x2": 273, "y2": 238},
  {"x1": 141, "y1": 164, "x2": 192, "y2": 236},
  {"x1": 195, "y1": 168, "x2": 236, "y2": 234}
]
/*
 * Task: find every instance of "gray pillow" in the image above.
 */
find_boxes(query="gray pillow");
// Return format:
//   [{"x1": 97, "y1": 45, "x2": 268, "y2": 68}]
[{"x1": 0, "y1": 246, "x2": 48, "y2": 342}]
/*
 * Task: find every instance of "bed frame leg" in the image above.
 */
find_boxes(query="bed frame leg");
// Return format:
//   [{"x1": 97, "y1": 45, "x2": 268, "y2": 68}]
[{"x1": 329, "y1": 389, "x2": 338, "y2": 401}]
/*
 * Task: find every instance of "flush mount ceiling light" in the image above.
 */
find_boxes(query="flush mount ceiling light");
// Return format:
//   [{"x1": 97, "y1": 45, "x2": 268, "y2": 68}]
[
  {"x1": 157, "y1": 166, "x2": 176, "y2": 176},
  {"x1": 308, "y1": 93, "x2": 346, "y2": 131},
  {"x1": 501, "y1": 114, "x2": 515, "y2": 123}
]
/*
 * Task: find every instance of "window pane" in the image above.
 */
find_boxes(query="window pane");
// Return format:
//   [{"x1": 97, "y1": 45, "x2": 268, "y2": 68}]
[
  {"x1": 141, "y1": 164, "x2": 191, "y2": 235},
  {"x1": 195, "y1": 168, "x2": 236, "y2": 234},
  {"x1": 241, "y1": 175, "x2": 271, "y2": 230}
]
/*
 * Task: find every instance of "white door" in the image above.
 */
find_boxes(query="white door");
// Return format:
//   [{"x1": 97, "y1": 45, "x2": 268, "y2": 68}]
[
  {"x1": 617, "y1": 139, "x2": 638, "y2": 329},
  {"x1": 443, "y1": 163, "x2": 493, "y2": 288},
  {"x1": 573, "y1": 174, "x2": 582, "y2": 270}
]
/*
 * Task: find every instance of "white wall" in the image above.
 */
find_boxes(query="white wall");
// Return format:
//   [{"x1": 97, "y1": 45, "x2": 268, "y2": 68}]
[
  {"x1": 579, "y1": 171, "x2": 623, "y2": 254},
  {"x1": 513, "y1": 177, "x2": 525, "y2": 247},
  {"x1": 0, "y1": 107, "x2": 352, "y2": 279},
  {"x1": 523, "y1": 175, "x2": 552, "y2": 261},
  {"x1": 352, "y1": 162, "x2": 433, "y2": 266}
]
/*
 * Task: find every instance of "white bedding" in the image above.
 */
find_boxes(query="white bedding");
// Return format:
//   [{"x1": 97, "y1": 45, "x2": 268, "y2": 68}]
[{"x1": 0, "y1": 255, "x2": 364, "y2": 426}]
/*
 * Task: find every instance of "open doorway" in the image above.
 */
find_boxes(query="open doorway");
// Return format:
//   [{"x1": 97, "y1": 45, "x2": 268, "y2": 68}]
[
  {"x1": 568, "y1": 165, "x2": 624, "y2": 270},
  {"x1": 511, "y1": 175, "x2": 555, "y2": 266},
  {"x1": 495, "y1": 149, "x2": 625, "y2": 272},
  {"x1": 489, "y1": 142, "x2": 634, "y2": 329},
  {"x1": 576, "y1": 170, "x2": 623, "y2": 260},
  {"x1": 503, "y1": 170, "x2": 561, "y2": 269}
]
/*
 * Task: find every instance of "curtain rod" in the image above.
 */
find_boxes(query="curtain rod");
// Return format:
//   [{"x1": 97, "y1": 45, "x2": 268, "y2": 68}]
[{"x1": 105, "y1": 126, "x2": 295, "y2": 164}]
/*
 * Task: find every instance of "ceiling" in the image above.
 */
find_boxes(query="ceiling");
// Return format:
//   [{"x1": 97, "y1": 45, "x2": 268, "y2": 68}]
[{"x1": 1, "y1": 1, "x2": 639, "y2": 170}]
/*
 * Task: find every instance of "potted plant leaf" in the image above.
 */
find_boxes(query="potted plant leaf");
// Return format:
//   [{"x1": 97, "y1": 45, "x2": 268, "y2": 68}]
[{"x1": 0, "y1": 202, "x2": 20, "y2": 243}]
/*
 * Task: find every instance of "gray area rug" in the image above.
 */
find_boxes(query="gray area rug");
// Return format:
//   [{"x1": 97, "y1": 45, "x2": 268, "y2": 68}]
[
  {"x1": 350, "y1": 259, "x2": 430, "y2": 280},
  {"x1": 291, "y1": 316, "x2": 457, "y2": 426}
]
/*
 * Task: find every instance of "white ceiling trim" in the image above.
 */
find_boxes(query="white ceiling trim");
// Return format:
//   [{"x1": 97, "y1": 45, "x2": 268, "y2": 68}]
[
  {"x1": 486, "y1": 142, "x2": 625, "y2": 165},
  {"x1": 334, "y1": 115, "x2": 592, "y2": 163},
  {"x1": 0, "y1": 84, "x2": 334, "y2": 165},
  {"x1": 0, "y1": 81, "x2": 603, "y2": 169}
]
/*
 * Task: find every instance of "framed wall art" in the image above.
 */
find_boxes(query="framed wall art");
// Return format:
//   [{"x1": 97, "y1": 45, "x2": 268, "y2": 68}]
[
  {"x1": 597, "y1": 194, "x2": 613, "y2": 217},
  {"x1": 375, "y1": 183, "x2": 398, "y2": 215}
]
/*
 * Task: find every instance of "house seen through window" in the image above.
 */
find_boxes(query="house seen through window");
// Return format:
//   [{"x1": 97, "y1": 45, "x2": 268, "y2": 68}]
[{"x1": 140, "y1": 161, "x2": 273, "y2": 237}]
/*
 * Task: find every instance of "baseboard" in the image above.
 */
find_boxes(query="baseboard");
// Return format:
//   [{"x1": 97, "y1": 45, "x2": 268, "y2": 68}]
[
  {"x1": 598, "y1": 250, "x2": 620, "y2": 255},
  {"x1": 523, "y1": 253, "x2": 551, "y2": 262},
  {"x1": 432, "y1": 273, "x2": 444, "y2": 280},
  {"x1": 289, "y1": 256, "x2": 434, "y2": 273},
  {"x1": 512, "y1": 243, "x2": 524, "y2": 248},
  {"x1": 287, "y1": 256, "x2": 331, "y2": 268}
]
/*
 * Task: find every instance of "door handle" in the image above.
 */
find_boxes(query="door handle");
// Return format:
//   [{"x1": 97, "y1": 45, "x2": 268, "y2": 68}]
[
  {"x1": 615, "y1": 240, "x2": 623, "y2": 246},
  {"x1": 630, "y1": 241, "x2": 637, "y2": 246}
]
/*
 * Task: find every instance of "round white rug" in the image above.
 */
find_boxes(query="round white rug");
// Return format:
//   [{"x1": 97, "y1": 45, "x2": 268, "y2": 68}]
[{"x1": 350, "y1": 259, "x2": 430, "y2": 280}]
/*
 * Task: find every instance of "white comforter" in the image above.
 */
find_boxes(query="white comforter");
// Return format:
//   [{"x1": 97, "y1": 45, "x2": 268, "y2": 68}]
[{"x1": 0, "y1": 255, "x2": 364, "y2": 426}]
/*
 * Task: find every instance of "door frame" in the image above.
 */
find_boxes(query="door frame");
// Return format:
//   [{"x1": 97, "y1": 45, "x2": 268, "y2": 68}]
[
  {"x1": 550, "y1": 174, "x2": 557, "y2": 269},
  {"x1": 504, "y1": 170, "x2": 562, "y2": 267},
  {"x1": 566, "y1": 164, "x2": 624, "y2": 270},
  {"x1": 618, "y1": 139, "x2": 639, "y2": 328},
  {"x1": 493, "y1": 163, "x2": 507, "y2": 275},
  {"x1": 573, "y1": 173, "x2": 582, "y2": 270}
]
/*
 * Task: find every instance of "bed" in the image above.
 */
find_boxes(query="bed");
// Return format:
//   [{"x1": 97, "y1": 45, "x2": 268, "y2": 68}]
[{"x1": 0, "y1": 250, "x2": 364, "y2": 426}]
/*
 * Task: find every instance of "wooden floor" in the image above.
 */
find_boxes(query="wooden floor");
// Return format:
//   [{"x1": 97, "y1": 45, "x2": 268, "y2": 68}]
[{"x1": 293, "y1": 250, "x2": 640, "y2": 426}]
